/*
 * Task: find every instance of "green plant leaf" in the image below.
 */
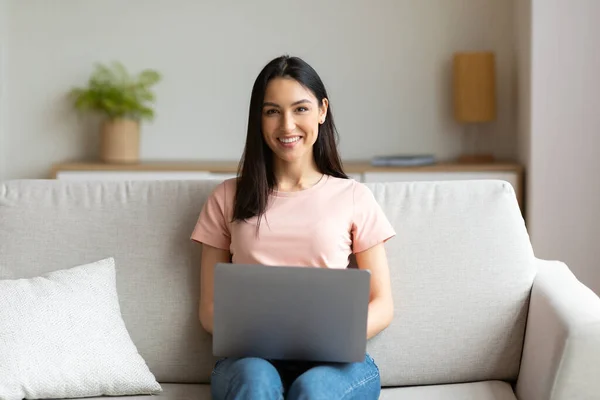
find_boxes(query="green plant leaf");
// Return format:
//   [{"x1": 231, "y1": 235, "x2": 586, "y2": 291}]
[
  {"x1": 138, "y1": 70, "x2": 161, "y2": 86},
  {"x1": 139, "y1": 106, "x2": 155, "y2": 121},
  {"x1": 70, "y1": 61, "x2": 161, "y2": 122},
  {"x1": 112, "y1": 61, "x2": 130, "y2": 85}
]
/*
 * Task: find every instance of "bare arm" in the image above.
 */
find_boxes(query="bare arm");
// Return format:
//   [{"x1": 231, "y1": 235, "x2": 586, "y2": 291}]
[
  {"x1": 355, "y1": 242, "x2": 394, "y2": 340},
  {"x1": 199, "y1": 243, "x2": 231, "y2": 334}
]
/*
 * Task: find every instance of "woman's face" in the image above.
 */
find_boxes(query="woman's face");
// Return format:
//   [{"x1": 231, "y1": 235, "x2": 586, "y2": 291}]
[{"x1": 261, "y1": 77, "x2": 328, "y2": 165}]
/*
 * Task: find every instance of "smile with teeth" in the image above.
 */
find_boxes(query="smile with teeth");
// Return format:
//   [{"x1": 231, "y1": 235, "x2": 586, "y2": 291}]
[{"x1": 278, "y1": 136, "x2": 301, "y2": 144}]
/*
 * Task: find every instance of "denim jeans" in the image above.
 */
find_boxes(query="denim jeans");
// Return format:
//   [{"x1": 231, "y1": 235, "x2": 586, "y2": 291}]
[{"x1": 210, "y1": 354, "x2": 380, "y2": 400}]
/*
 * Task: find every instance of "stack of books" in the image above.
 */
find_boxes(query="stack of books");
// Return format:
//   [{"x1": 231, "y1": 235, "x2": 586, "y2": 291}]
[{"x1": 370, "y1": 154, "x2": 436, "y2": 167}]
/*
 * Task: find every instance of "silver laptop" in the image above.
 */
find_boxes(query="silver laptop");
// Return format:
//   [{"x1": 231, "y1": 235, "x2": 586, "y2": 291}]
[{"x1": 212, "y1": 263, "x2": 371, "y2": 363}]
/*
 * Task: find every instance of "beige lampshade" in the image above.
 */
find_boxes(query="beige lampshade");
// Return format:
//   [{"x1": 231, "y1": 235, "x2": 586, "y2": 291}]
[{"x1": 453, "y1": 52, "x2": 496, "y2": 123}]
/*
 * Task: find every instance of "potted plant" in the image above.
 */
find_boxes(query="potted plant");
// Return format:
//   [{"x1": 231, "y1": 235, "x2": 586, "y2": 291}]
[{"x1": 71, "y1": 62, "x2": 161, "y2": 164}]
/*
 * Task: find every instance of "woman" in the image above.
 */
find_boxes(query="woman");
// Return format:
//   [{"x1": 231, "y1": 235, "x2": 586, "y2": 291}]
[{"x1": 191, "y1": 55, "x2": 396, "y2": 399}]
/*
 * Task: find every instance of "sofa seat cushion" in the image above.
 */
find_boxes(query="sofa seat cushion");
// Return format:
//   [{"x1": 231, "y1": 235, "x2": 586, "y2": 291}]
[
  {"x1": 75, "y1": 383, "x2": 212, "y2": 400},
  {"x1": 380, "y1": 380, "x2": 516, "y2": 399}
]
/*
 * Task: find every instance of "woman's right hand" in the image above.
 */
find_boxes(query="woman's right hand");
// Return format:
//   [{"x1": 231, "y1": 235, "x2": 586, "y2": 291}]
[{"x1": 199, "y1": 243, "x2": 231, "y2": 334}]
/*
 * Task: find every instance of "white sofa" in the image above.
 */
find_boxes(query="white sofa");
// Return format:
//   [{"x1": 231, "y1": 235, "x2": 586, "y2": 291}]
[{"x1": 0, "y1": 178, "x2": 599, "y2": 399}]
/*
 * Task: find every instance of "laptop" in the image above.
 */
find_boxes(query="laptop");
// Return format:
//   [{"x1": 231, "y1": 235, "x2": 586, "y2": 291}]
[{"x1": 212, "y1": 262, "x2": 371, "y2": 363}]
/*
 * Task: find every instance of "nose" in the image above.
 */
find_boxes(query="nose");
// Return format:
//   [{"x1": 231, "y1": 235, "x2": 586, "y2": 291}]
[{"x1": 282, "y1": 112, "x2": 296, "y2": 133}]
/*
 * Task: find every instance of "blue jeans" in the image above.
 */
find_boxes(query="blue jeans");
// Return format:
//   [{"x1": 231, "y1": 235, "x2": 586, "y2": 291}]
[{"x1": 210, "y1": 354, "x2": 380, "y2": 399}]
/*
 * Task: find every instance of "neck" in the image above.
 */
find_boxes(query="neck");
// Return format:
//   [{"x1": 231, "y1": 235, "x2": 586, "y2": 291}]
[{"x1": 273, "y1": 153, "x2": 322, "y2": 192}]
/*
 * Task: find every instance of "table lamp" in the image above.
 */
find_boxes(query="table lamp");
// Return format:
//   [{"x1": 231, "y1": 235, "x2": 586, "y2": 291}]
[{"x1": 453, "y1": 51, "x2": 496, "y2": 163}]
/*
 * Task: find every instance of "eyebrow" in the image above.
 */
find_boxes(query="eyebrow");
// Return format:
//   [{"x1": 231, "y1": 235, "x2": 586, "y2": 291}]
[{"x1": 262, "y1": 99, "x2": 313, "y2": 108}]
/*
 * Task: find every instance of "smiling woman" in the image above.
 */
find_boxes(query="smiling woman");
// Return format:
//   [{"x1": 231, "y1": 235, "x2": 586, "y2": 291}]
[
  {"x1": 233, "y1": 55, "x2": 349, "y2": 226},
  {"x1": 190, "y1": 55, "x2": 396, "y2": 400}
]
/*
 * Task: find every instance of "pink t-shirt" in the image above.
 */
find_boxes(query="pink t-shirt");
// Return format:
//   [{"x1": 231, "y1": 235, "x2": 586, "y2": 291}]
[{"x1": 190, "y1": 175, "x2": 396, "y2": 269}]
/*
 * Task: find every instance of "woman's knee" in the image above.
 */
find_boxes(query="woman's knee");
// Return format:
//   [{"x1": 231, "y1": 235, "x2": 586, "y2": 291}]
[
  {"x1": 211, "y1": 357, "x2": 284, "y2": 400},
  {"x1": 287, "y1": 357, "x2": 381, "y2": 400}
]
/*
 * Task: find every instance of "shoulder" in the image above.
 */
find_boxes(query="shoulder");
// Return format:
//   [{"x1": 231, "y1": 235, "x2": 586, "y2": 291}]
[
  {"x1": 348, "y1": 180, "x2": 381, "y2": 213},
  {"x1": 322, "y1": 175, "x2": 359, "y2": 194},
  {"x1": 350, "y1": 179, "x2": 372, "y2": 198},
  {"x1": 220, "y1": 177, "x2": 238, "y2": 195},
  {"x1": 320, "y1": 176, "x2": 377, "y2": 204},
  {"x1": 206, "y1": 177, "x2": 237, "y2": 206},
  {"x1": 326, "y1": 176, "x2": 372, "y2": 199}
]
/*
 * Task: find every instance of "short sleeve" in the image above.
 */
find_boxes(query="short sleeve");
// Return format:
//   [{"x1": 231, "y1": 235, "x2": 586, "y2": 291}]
[
  {"x1": 351, "y1": 182, "x2": 396, "y2": 254},
  {"x1": 190, "y1": 181, "x2": 231, "y2": 251}
]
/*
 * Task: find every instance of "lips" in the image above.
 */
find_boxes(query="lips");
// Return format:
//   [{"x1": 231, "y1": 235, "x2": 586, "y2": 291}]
[
  {"x1": 276, "y1": 136, "x2": 302, "y2": 149},
  {"x1": 278, "y1": 136, "x2": 301, "y2": 144}
]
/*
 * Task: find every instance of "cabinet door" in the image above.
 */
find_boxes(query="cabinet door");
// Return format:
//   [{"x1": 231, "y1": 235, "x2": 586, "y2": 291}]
[{"x1": 363, "y1": 171, "x2": 519, "y2": 193}]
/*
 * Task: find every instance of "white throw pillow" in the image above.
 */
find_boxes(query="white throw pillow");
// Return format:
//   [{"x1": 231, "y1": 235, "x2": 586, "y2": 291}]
[{"x1": 0, "y1": 257, "x2": 162, "y2": 400}]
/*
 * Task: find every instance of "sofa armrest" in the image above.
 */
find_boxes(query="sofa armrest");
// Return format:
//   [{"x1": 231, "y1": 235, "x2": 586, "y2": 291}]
[{"x1": 516, "y1": 258, "x2": 600, "y2": 400}]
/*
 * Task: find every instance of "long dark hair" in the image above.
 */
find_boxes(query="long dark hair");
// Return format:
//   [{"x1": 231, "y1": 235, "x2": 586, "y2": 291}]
[{"x1": 233, "y1": 55, "x2": 348, "y2": 226}]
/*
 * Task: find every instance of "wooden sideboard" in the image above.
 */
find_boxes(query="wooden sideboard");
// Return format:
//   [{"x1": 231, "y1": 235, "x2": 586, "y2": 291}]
[{"x1": 50, "y1": 160, "x2": 524, "y2": 211}]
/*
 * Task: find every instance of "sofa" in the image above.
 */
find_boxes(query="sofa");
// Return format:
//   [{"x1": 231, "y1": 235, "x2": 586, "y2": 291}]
[{"x1": 0, "y1": 178, "x2": 599, "y2": 400}]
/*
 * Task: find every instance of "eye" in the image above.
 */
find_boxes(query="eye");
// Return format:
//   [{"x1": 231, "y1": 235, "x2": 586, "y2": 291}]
[
  {"x1": 296, "y1": 106, "x2": 309, "y2": 112},
  {"x1": 264, "y1": 109, "x2": 279, "y2": 115}
]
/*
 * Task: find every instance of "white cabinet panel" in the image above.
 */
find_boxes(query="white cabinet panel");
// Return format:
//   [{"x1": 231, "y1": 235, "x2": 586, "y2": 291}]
[
  {"x1": 55, "y1": 171, "x2": 214, "y2": 181},
  {"x1": 363, "y1": 171, "x2": 518, "y2": 192},
  {"x1": 54, "y1": 168, "x2": 521, "y2": 204}
]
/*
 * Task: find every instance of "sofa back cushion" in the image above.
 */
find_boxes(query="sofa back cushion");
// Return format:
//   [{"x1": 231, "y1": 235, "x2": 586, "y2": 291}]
[
  {"x1": 0, "y1": 178, "x2": 535, "y2": 386},
  {"x1": 0, "y1": 180, "x2": 216, "y2": 384},
  {"x1": 362, "y1": 180, "x2": 535, "y2": 386}
]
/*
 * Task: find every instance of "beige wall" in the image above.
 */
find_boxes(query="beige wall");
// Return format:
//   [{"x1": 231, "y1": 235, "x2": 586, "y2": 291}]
[
  {"x1": 0, "y1": 0, "x2": 6, "y2": 182},
  {"x1": 515, "y1": 0, "x2": 531, "y2": 178},
  {"x1": 523, "y1": 0, "x2": 600, "y2": 294},
  {"x1": 2, "y1": 0, "x2": 517, "y2": 180}
]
